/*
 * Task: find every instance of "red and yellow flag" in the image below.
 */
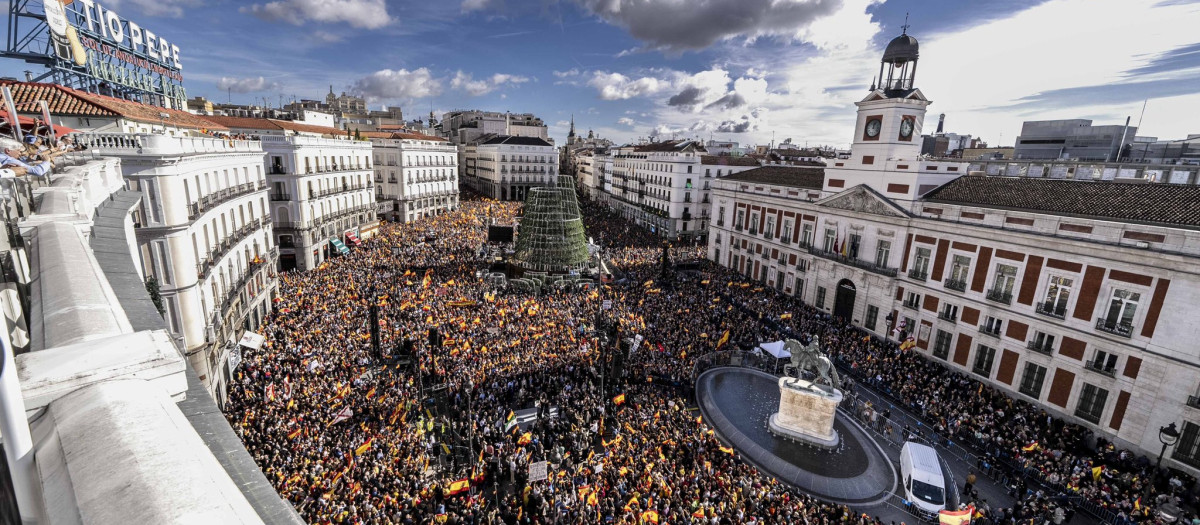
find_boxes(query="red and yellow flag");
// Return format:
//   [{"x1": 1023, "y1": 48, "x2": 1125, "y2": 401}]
[{"x1": 613, "y1": 393, "x2": 626, "y2": 405}]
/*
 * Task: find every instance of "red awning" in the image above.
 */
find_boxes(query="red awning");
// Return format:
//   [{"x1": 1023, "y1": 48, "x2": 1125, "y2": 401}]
[
  {"x1": 345, "y1": 232, "x2": 362, "y2": 246},
  {"x1": 1, "y1": 116, "x2": 78, "y2": 137}
]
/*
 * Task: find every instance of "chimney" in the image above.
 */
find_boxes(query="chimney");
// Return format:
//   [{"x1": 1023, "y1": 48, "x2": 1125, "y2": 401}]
[{"x1": 936, "y1": 113, "x2": 945, "y2": 134}]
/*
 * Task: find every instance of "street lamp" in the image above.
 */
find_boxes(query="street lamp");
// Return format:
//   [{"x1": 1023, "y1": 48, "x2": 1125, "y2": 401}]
[{"x1": 1145, "y1": 422, "x2": 1182, "y2": 502}]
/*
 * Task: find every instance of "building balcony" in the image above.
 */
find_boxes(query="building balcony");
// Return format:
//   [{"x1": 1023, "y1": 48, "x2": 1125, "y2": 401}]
[
  {"x1": 908, "y1": 269, "x2": 928, "y2": 281},
  {"x1": 986, "y1": 289, "x2": 1013, "y2": 305},
  {"x1": 943, "y1": 278, "x2": 967, "y2": 292},
  {"x1": 269, "y1": 193, "x2": 290, "y2": 201},
  {"x1": 188, "y1": 182, "x2": 263, "y2": 220},
  {"x1": 1095, "y1": 318, "x2": 1134, "y2": 338},
  {"x1": 1084, "y1": 360, "x2": 1117, "y2": 377},
  {"x1": 1187, "y1": 396, "x2": 1200, "y2": 410},
  {"x1": 1026, "y1": 340, "x2": 1054, "y2": 356},
  {"x1": 978, "y1": 324, "x2": 1002, "y2": 338},
  {"x1": 806, "y1": 245, "x2": 899, "y2": 277},
  {"x1": 1035, "y1": 301, "x2": 1068, "y2": 320}
]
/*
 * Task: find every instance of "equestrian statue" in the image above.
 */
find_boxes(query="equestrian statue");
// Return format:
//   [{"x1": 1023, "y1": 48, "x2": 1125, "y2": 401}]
[{"x1": 783, "y1": 336, "x2": 841, "y2": 392}]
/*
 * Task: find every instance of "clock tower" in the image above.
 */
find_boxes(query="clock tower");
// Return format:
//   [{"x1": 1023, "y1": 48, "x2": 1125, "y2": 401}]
[{"x1": 823, "y1": 28, "x2": 963, "y2": 202}]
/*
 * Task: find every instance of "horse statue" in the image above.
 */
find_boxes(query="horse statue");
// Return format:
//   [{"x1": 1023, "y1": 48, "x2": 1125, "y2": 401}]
[{"x1": 783, "y1": 336, "x2": 841, "y2": 391}]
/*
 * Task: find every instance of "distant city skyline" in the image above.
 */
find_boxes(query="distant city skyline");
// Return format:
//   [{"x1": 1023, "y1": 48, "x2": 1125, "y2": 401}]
[{"x1": 4, "y1": 0, "x2": 1199, "y2": 148}]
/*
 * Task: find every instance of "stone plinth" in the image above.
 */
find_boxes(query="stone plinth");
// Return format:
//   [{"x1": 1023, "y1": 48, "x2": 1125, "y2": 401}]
[{"x1": 768, "y1": 377, "x2": 842, "y2": 449}]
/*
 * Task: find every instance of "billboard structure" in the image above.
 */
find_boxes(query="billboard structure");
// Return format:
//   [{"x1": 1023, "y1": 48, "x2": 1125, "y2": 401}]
[{"x1": 4, "y1": 0, "x2": 186, "y2": 108}]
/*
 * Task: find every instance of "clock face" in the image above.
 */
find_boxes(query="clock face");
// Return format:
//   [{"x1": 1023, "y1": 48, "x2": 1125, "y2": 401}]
[
  {"x1": 899, "y1": 118, "x2": 914, "y2": 139},
  {"x1": 865, "y1": 118, "x2": 882, "y2": 138}
]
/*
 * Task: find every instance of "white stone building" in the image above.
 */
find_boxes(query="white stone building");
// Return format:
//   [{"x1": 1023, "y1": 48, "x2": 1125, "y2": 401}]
[
  {"x1": 463, "y1": 136, "x2": 559, "y2": 201},
  {"x1": 204, "y1": 117, "x2": 378, "y2": 272},
  {"x1": 364, "y1": 131, "x2": 459, "y2": 223},
  {"x1": 707, "y1": 30, "x2": 1200, "y2": 475},
  {"x1": 596, "y1": 140, "x2": 758, "y2": 240},
  {"x1": 80, "y1": 132, "x2": 277, "y2": 404}
]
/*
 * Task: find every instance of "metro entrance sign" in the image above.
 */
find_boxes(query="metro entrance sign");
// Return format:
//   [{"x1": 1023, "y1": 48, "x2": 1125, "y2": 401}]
[{"x1": 3, "y1": 0, "x2": 187, "y2": 108}]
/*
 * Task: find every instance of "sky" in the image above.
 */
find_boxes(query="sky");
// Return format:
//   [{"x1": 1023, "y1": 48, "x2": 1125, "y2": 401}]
[{"x1": 7, "y1": 0, "x2": 1200, "y2": 148}]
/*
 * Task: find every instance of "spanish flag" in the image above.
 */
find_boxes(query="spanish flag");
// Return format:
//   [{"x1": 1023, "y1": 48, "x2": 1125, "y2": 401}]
[
  {"x1": 355, "y1": 438, "x2": 373, "y2": 456},
  {"x1": 445, "y1": 478, "x2": 470, "y2": 496},
  {"x1": 692, "y1": 508, "x2": 706, "y2": 519},
  {"x1": 780, "y1": 313, "x2": 793, "y2": 320},
  {"x1": 938, "y1": 506, "x2": 973, "y2": 525},
  {"x1": 719, "y1": 446, "x2": 735, "y2": 455},
  {"x1": 586, "y1": 491, "x2": 599, "y2": 506},
  {"x1": 1022, "y1": 441, "x2": 1039, "y2": 452},
  {"x1": 1092, "y1": 465, "x2": 1104, "y2": 481},
  {"x1": 517, "y1": 432, "x2": 533, "y2": 445},
  {"x1": 640, "y1": 510, "x2": 660, "y2": 523},
  {"x1": 287, "y1": 428, "x2": 302, "y2": 440},
  {"x1": 716, "y1": 330, "x2": 731, "y2": 349},
  {"x1": 613, "y1": 393, "x2": 626, "y2": 405}
]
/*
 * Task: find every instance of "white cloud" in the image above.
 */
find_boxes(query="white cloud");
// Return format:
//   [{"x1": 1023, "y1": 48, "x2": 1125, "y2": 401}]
[
  {"x1": 312, "y1": 30, "x2": 344, "y2": 43},
  {"x1": 461, "y1": 0, "x2": 493, "y2": 12},
  {"x1": 587, "y1": 72, "x2": 672, "y2": 100},
  {"x1": 105, "y1": 0, "x2": 202, "y2": 17},
  {"x1": 451, "y1": 71, "x2": 531, "y2": 96},
  {"x1": 617, "y1": 117, "x2": 636, "y2": 126},
  {"x1": 216, "y1": 76, "x2": 280, "y2": 94},
  {"x1": 243, "y1": 0, "x2": 392, "y2": 30},
  {"x1": 352, "y1": 68, "x2": 441, "y2": 101}
]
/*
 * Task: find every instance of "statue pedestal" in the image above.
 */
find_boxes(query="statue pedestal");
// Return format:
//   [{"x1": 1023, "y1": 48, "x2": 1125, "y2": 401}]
[{"x1": 768, "y1": 377, "x2": 842, "y2": 449}]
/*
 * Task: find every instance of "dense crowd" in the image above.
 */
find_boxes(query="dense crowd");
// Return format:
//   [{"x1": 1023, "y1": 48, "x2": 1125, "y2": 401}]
[{"x1": 225, "y1": 193, "x2": 1193, "y2": 525}]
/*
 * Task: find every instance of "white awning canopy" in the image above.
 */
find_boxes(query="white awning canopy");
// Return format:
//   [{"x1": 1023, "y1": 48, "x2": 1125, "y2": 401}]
[
  {"x1": 238, "y1": 331, "x2": 265, "y2": 350},
  {"x1": 758, "y1": 340, "x2": 789, "y2": 359}
]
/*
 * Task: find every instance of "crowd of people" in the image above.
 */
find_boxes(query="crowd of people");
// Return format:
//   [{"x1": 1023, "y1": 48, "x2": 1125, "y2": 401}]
[{"x1": 224, "y1": 192, "x2": 1194, "y2": 525}]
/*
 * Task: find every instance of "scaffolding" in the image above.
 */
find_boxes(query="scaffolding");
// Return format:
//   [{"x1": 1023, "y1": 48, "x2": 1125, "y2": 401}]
[{"x1": 513, "y1": 176, "x2": 590, "y2": 274}]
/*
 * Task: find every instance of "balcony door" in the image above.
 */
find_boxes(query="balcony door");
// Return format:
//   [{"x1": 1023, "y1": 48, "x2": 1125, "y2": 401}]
[{"x1": 834, "y1": 279, "x2": 857, "y2": 321}]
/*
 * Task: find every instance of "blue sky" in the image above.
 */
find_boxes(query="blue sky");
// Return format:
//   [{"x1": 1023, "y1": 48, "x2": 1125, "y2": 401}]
[{"x1": 8, "y1": 0, "x2": 1200, "y2": 148}]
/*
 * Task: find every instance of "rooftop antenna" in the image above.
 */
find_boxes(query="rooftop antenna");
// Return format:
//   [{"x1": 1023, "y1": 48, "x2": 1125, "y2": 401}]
[{"x1": 901, "y1": 12, "x2": 910, "y2": 35}]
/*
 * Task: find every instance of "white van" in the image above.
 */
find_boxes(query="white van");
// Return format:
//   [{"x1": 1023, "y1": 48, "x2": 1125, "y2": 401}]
[{"x1": 899, "y1": 441, "x2": 947, "y2": 515}]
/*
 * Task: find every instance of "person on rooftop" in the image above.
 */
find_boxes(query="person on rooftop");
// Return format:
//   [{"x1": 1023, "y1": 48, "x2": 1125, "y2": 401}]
[{"x1": 0, "y1": 137, "x2": 52, "y2": 178}]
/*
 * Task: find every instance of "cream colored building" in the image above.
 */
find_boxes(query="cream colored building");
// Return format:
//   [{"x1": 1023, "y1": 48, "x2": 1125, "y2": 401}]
[
  {"x1": 463, "y1": 136, "x2": 559, "y2": 201},
  {"x1": 80, "y1": 133, "x2": 277, "y2": 404},
  {"x1": 365, "y1": 131, "x2": 459, "y2": 223},
  {"x1": 205, "y1": 117, "x2": 378, "y2": 272},
  {"x1": 708, "y1": 31, "x2": 1200, "y2": 474}
]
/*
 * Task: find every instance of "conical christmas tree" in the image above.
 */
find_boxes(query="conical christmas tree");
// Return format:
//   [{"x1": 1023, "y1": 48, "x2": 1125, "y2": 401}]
[{"x1": 513, "y1": 176, "x2": 590, "y2": 273}]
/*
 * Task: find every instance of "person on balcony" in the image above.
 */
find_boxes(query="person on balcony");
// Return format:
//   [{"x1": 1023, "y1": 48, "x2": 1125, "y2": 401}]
[{"x1": 0, "y1": 137, "x2": 53, "y2": 178}]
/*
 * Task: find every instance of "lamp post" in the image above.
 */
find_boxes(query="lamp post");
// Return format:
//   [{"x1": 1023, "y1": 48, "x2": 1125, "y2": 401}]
[{"x1": 1145, "y1": 422, "x2": 1181, "y2": 502}]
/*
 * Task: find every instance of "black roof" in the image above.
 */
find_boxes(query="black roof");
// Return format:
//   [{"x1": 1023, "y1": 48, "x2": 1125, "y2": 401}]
[
  {"x1": 883, "y1": 33, "x2": 919, "y2": 63},
  {"x1": 923, "y1": 175, "x2": 1200, "y2": 228},
  {"x1": 482, "y1": 135, "x2": 554, "y2": 147},
  {"x1": 721, "y1": 166, "x2": 825, "y2": 190},
  {"x1": 701, "y1": 155, "x2": 760, "y2": 167}
]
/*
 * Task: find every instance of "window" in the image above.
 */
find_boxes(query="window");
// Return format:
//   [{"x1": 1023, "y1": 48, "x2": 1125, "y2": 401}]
[
  {"x1": 765, "y1": 216, "x2": 776, "y2": 239},
  {"x1": 718, "y1": 206, "x2": 726, "y2": 226},
  {"x1": 848, "y1": 233, "x2": 861, "y2": 258},
  {"x1": 750, "y1": 214, "x2": 760, "y2": 235},
  {"x1": 1101, "y1": 289, "x2": 1140, "y2": 334},
  {"x1": 981, "y1": 315, "x2": 1002, "y2": 336},
  {"x1": 1075, "y1": 383, "x2": 1108, "y2": 424},
  {"x1": 972, "y1": 345, "x2": 997, "y2": 377},
  {"x1": 687, "y1": 165, "x2": 692, "y2": 174},
  {"x1": 865, "y1": 305, "x2": 879, "y2": 331},
  {"x1": 910, "y1": 247, "x2": 931, "y2": 279},
  {"x1": 1089, "y1": 350, "x2": 1118, "y2": 376},
  {"x1": 903, "y1": 290, "x2": 921, "y2": 309},
  {"x1": 816, "y1": 287, "x2": 827, "y2": 309},
  {"x1": 947, "y1": 255, "x2": 971, "y2": 290},
  {"x1": 939, "y1": 303, "x2": 959, "y2": 322},
  {"x1": 735, "y1": 210, "x2": 745, "y2": 230},
  {"x1": 1019, "y1": 363, "x2": 1047, "y2": 399},
  {"x1": 989, "y1": 264, "x2": 1018, "y2": 304},
  {"x1": 1029, "y1": 331, "x2": 1056, "y2": 354},
  {"x1": 875, "y1": 240, "x2": 891, "y2": 268},
  {"x1": 801, "y1": 224, "x2": 814, "y2": 247},
  {"x1": 823, "y1": 228, "x2": 837, "y2": 252},
  {"x1": 795, "y1": 279, "x2": 805, "y2": 300},
  {"x1": 781, "y1": 219, "x2": 793, "y2": 243},
  {"x1": 1039, "y1": 276, "x2": 1073, "y2": 318},
  {"x1": 932, "y1": 330, "x2": 952, "y2": 360},
  {"x1": 1174, "y1": 422, "x2": 1200, "y2": 468}
]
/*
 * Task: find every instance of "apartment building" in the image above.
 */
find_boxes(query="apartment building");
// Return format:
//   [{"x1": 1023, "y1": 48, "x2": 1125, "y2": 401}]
[
  {"x1": 204, "y1": 116, "x2": 378, "y2": 272},
  {"x1": 463, "y1": 135, "x2": 559, "y2": 201},
  {"x1": 365, "y1": 131, "x2": 459, "y2": 223}
]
